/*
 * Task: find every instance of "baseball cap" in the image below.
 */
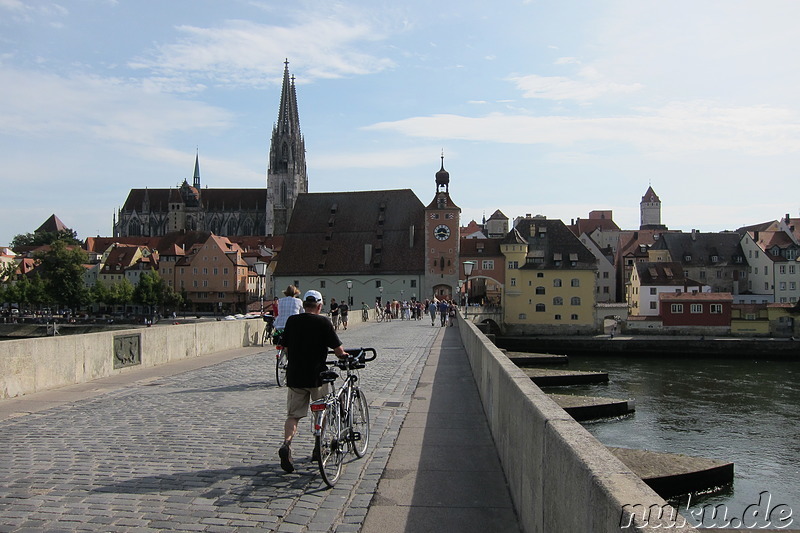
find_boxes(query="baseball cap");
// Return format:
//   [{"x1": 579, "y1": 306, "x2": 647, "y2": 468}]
[{"x1": 304, "y1": 290, "x2": 323, "y2": 303}]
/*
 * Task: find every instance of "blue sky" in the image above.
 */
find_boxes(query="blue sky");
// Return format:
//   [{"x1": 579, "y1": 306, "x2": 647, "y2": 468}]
[{"x1": 2, "y1": 0, "x2": 799, "y2": 246}]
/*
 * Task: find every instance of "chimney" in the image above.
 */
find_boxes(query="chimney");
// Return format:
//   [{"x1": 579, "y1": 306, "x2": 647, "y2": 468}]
[
  {"x1": 754, "y1": 230, "x2": 759, "y2": 241},
  {"x1": 691, "y1": 230, "x2": 696, "y2": 241}
]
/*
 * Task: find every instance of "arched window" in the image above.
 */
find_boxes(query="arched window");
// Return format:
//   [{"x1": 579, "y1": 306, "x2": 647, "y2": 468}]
[
  {"x1": 280, "y1": 182, "x2": 288, "y2": 206},
  {"x1": 535, "y1": 303, "x2": 546, "y2": 312},
  {"x1": 553, "y1": 279, "x2": 562, "y2": 287},
  {"x1": 553, "y1": 297, "x2": 563, "y2": 306},
  {"x1": 571, "y1": 297, "x2": 581, "y2": 306},
  {"x1": 571, "y1": 278, "x2": 580, "y2": 287},
  {"x1": 227, "y1": 220, "x2": 237, "y2": 235},
  {"x1": 129, "y1": 220, "x2": 140, "y2": 236},
  {"x1": 535, "y1": 286, "x2": 545, "y2": 295}
]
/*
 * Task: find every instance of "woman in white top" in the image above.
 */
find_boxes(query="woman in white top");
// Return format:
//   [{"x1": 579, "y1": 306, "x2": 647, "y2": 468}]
[{"x1": 274, "y1": 285, "x2": 303, "y2": 330}]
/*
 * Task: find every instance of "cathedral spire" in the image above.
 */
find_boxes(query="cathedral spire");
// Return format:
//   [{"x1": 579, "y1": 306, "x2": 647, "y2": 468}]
[
  {"x1": 266, "y1": 60, "x2": 308, "y2": 236},
  {"x1": 193, "y1": 149, "x2": 201, "y2": 189}
]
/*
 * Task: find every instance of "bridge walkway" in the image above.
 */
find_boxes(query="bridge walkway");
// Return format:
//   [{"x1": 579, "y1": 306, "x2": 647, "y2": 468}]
[{"x1": 0, "y1": 318, "x2": 519, "y2": 532}]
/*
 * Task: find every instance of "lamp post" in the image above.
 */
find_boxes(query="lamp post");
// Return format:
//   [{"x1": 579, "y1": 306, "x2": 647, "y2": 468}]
[
  {"x1": 463, "y1": 261, "x2": 476, "y2": 317},
  {"x1": 346, "y1": 280, "x2": 353, "y2": 307},
  {"x1": 254, "y1": 261, "x2": 268, "y2": 315},
  {"x1": 458, "y1": 280, "x2": 464, "y2": 307},
  {"x1": 378, "y1": 285, "x2": 383, "y2": 305}
]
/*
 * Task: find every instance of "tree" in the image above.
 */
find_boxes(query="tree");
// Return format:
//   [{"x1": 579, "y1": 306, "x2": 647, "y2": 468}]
[
  {"x1": 33, "y1": 241, "x2": 89, "y2": 311},
  {"x1": 11, "y1": 228, "x2": 81, "y2": 250},
  {"x1": 133, "y1": 270, "x2": 164, "y2": 315}
]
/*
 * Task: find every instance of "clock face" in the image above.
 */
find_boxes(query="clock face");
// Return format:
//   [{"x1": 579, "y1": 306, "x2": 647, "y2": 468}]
[{"x1": 434, "y1": 224, "x2": 451, "y2": 241}]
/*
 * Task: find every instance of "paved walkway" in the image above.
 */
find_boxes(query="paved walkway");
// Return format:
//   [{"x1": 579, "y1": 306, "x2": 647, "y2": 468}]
[{"x1": 0, "y1": 319, "x2": 519, "y2": 532}]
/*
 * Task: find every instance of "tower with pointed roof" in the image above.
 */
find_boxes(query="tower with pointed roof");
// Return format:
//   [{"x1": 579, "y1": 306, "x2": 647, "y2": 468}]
[
  {"x1": 265, "y1": 60, "x2": 308, "y2": 236},
  {"x1": 640, "y1": 186, "x2": 666, "y2": 230},
  {"x1": 423, "y1": 156, "x2": 461, "y2": 300}
]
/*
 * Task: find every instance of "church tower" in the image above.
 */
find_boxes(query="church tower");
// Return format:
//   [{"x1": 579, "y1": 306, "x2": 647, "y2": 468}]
[
  {"x1": 266, "y1": 60, "x2": 308, "y2": 236},
  {"x1": 423, "y1": 156, "x2": 461, "y2": 301},
  {"x1": 640, "y1": 185, "x2": 666, "y2": 230}
]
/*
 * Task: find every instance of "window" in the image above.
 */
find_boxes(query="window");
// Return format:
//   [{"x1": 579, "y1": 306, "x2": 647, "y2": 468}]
[
  {"x1": 193, "y1": 267, "x2": 198, "y2": 275},
  {"x1": 553, "y1": 279, "x2": 562, "y2": 287},
  {"x1": 553, "y1": 297, "x2": 563, "y2": 306},
  {"x1": 780, "y1": 265, "x2": 786, "y2": 274},
  {"x1": 791, "y1": 282, "x2": 796, "y2": 290},
  {"x1": 650, "y1": 301, "x2": 657, "y2": 310},
  {"x1": 508, "y1": 261, "x2": 518, "y2": 269},
  {"x1": 411, "y1": 280, "x2": 417, "y2": 288},
  {"x1": 570, "y1": 278, "x2": 580, "y2": 287},
  {"x1": 765, "y1": 266, "x2": 768, "y2": 275},
  {"x1": 510, "y1": 278, "x2": 516, "y2": 286},
  {"x1": 320, "y1": 281, "x2": 326, "y2": 288},
  {"x1": 603, "y1": 272, "x2": 609, "y2": 279},
  {"x1": 535, "y1": 286, "x2": 545, "y2": 295},
  {"x1": 375, "y1": 280, "x2": 382, "y2": 288},
  {"x1": 482, "y1": 260, "x2": 494, "y2": 269},
  {"x1": 554, "y1": 314, "x2": 562, "y2": 320},
  {"x1": 223, "y1": 268, "x2": 229, "y2": 275},
  {"x1": 518, "y1": 313, "x2": 526, "y2": 320},
  {"x1": 571, "y1": 314, "x2": 578, "y2": 320},
  {"x1": 710, "y1": 304, "x2": 722, "y2": 314},
  {"x1": 780, "y1": 282, "x2": 787, "y2": 291},
  {"x1": 537, "y1": 272, "x2": 544, "y2": 278},
  {"x1": 791, "y1": 265, "x2": 796, "y2": 274},
  {"x1": 765, "y1": 282, "x2": 770, "y2": 290},
  {"x1": 535, "y1": 304, "x2": 545, "y2": 312},
  {"x1": 603, "y1": 286, "x2": 609, "y2": 294},
  {"x1": 650, "y1": 288, "x2": 657, "y2": 295},
  {"x1": 223, "y1": 280, "x2": 228, "y2": 287},
  {"x1": 671, "y1": 304, "x2": 683, "y2": 313},
  {"x1": 570, "y1": 297, "x2": 581, "y2": 306},
  {"x1": 691, "y1": 303, "x2": 702, "y2": 313}
]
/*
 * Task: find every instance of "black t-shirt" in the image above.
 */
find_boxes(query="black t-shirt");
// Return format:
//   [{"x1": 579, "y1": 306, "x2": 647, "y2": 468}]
[
  {"x1": 330, "y1": 302, "x2": 339, "y2": 316},
  {"x1": 339, "y1": 303, "x2": 349, "y2": 316},
  {"x1": 281, "y1": 312, "x2": 343, "y2": 388}
]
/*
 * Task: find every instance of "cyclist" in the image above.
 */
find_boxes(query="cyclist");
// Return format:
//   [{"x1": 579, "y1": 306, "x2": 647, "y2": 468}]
[
  {"x1": 274, "y1": 285, "x2": 303, "y2": 342},
  {"x1": 278, "y1": 290, "x2": 346, "y2": 474},
  {"x1": 361, "y1": 302, "x2": 369, "y2": 322}
]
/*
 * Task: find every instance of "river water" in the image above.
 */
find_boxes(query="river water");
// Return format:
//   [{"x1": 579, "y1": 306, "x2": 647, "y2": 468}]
[{"x1": 543, "y1": 354, "x2": 800, "y2": 530}]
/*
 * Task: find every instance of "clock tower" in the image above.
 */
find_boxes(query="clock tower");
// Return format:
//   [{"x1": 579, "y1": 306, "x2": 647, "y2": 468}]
[{"x1": 423, "y1": 156, "x2": 461, "y2": 301}]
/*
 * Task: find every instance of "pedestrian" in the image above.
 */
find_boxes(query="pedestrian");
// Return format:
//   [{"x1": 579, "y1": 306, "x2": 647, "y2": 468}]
[
  {"x1": 448, "y1": 301, "x2": 456, "y2": 326},
  {"x1": 329, "y1": 298, "x2": 339, "y2": 329},
  {"x1": 428, "y1": 300, "x2": 438, "y2": 326},
  {"x1": 438, "y1": 299, "x2": 449, "y2": 327},
  {"x1": 339, "y1": 300, "x2": 349, "y2": 330},
  {"x1": 278, "y1": 290, "x2": 347, "y2": 474}
]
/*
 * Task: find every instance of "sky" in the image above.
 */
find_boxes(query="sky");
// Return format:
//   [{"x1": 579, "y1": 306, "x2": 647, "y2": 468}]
[{"x1": 2, "y1": 0, "x2": 800, "y2": 247}]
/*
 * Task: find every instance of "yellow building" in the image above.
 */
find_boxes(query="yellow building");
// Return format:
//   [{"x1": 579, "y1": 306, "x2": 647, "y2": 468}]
[{"x1": 501, "y1": 216, "x2": 597, "y2": 334}]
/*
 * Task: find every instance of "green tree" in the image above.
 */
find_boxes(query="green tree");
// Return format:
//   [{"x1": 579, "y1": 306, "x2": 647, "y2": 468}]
[
  {"x1": 133, "y1": 270, "x2": 164, "y2": 315},
  {"x1": 33, "y1": 241, "x2": 89, "y2": 311},
  {"x1": 1, "y1": 273, "x2": 47, "y2": 310},
  {"x1": 11, "y1": 228, "x2": 81, "y2": 250},
  {"x1": 111, "y1": 279, "x2": 135, "y2": 311}
]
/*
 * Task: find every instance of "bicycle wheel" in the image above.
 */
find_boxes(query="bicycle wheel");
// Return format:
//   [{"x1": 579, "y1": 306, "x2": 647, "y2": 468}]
[
  {"x1": 317, "y1": 404, "x2": 344, "y2": 487},
  {"x1": 375, "y1": 310, "x2": 383, "y2": 323},
  {"x1": 275, "y1": 349, "x2": 288, "y2": 387},
  {"x1": 350, "y1": 388, "x2": 370, "y2": 458}
]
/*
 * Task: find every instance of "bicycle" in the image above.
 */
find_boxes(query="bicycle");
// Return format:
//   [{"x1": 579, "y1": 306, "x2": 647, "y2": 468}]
[
  {"x1": 273, "y1": 330, "x2": 287, "y2": 387},
  {"x1": 310, "y1": 347, "x2": 376, "y2": 487},
  {"x1": 375, "y1": 305, "x2": 384, "y2": 323}
]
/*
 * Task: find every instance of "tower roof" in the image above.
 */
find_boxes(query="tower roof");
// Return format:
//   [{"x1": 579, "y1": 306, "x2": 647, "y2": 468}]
[
  {"x1": 642, "y1": 186, "x2": 660, "y2": 203},
  {"x1": 276, "y1": 59, "x2": 301, "y2": 138}
]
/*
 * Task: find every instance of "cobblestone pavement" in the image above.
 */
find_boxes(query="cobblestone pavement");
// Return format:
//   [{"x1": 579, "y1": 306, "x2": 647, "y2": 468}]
[{"x1": 0, "y1": 318, "x2": 444, "y2": 532}]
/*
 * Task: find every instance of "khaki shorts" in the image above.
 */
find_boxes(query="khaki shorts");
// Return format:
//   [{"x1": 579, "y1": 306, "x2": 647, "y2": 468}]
[{"x1": 287, "y1": 384, "x2": 330, "y2": 419}]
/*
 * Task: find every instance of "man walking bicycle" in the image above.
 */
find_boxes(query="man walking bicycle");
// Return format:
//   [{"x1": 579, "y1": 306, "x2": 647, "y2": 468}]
[{"x1": 278, "y1": 290, "x2": 346, "y2": 473}]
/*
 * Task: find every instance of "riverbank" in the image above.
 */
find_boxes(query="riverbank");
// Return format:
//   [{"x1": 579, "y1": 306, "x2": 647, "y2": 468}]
[{"x1": 496, "y1": 335, "x2": 800, "y2": 359}]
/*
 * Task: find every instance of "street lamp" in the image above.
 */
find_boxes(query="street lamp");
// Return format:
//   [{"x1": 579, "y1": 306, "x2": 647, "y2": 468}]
[
  {"x1": 458, "y1": 280, "x2": 464, "y2": 307},
  {"x1": 463, "y1": 261, "x2": 476, "y2": 317},
  {"x1": 346, "y1": 280, "x2": 353, "y2": 307},
  {"x1": 378, "y1": 285, "x2": 383, "y2": 305},
  {"x1": 254, "y1": 261, "x2": 268, "y2": 315}
]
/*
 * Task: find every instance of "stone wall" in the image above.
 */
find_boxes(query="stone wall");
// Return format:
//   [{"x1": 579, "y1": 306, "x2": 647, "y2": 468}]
[
  {"x1": 0, "y1": 319, "x2": 265, "y2": 400},
  {"x1": 456, "y1": 313, "x2": 698, "y2": 532}
]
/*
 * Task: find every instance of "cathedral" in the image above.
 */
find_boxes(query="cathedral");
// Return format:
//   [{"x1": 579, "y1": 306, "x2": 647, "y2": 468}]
[{"x1": 114, "y1": 61, "x2": 307, "y2": 238}]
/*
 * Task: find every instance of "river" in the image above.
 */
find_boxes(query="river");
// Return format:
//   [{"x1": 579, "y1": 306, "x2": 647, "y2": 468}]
[{"x1": 544, "y1": 354, "x2": 800, "y2": 530}]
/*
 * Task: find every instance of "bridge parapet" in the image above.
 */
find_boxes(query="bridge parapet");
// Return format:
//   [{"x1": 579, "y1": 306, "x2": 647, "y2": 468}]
[{"x1": 455, "y1": 311, "x2": 698, "y2": 532}]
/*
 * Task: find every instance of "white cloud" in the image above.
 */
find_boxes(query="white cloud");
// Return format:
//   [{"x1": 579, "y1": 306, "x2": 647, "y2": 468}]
[
  {"x1": 509, "y1": 73, "x2": 643, "y2": 102},
  {"x1": 0, "y1": 67, "x2": 233, "y2": 146},
  {"x1": 364, "y1": 100, "x2": 800, "y2": 157},
  {"x1": 129, "y1": 16, "x2": 395, "y2": 89}
]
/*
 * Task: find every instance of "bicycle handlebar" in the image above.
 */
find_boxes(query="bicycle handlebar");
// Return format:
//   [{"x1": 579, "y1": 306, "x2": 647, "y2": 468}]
[{"x1": 325, "y1": 347, "x2": 377, "y2": 367}]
